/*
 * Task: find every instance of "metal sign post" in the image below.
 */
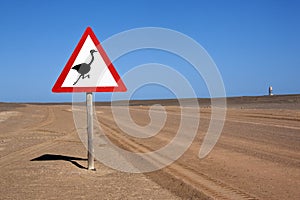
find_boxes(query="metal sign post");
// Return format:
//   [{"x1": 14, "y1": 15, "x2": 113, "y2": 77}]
[
  {"x1": 86, "y1": 92, "x2": 94, "y2": 170},
  {"x1": 52, "y1": 27, "x2": 127, "y2": 170}
]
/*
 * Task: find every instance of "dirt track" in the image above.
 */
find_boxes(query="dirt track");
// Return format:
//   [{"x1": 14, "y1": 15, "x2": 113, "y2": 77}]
[{"x1": 0, "y1": 95, "x2": 299, "y2": 199}]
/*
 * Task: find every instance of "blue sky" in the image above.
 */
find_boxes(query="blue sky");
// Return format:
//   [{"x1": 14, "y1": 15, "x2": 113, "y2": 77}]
[{"x1": 0, "y1": 0, "x2": 299, "y2": 102}]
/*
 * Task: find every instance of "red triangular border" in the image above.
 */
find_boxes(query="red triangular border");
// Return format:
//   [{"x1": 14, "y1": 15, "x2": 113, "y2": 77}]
[{"x1": 52, "y1": 27, "x2": 127, "y2": 93}]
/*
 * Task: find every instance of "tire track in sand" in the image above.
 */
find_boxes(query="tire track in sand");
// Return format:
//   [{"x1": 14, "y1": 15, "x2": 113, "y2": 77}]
[
  {"x1": 99, "y1": 117, "x2": 258, "y2": 200},
  {"x1": 0, "y1": 107, "x2": 75, "y2": 168}
]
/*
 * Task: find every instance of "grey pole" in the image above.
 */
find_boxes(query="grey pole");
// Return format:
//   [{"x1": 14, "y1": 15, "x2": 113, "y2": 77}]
[
  {"x1": 269, "y1": 86, "x2": 273, "y2": 96},
  {"x1": 86, "y1": 92, "x2": 95, "y2": 170}
]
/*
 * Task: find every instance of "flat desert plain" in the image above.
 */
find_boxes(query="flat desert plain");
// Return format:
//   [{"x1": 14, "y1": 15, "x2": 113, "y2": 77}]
[{"x1": 0, "y1": 95, "x2": 299, "y2": 199}]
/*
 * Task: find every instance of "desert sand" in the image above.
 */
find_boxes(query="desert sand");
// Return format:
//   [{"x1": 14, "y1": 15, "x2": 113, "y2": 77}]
[{"x1": 0, "y1": 95, "x2": 299, "y2": 199}]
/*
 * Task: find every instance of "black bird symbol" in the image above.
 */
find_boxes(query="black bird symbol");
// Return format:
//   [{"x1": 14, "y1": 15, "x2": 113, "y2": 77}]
[{"x1": 72, "y1": 49, "x2": 97, "y2": 85}]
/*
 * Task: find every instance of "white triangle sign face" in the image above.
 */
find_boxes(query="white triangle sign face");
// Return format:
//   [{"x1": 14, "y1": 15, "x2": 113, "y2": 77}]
[{"x1": 52, "y1": 27, "x2": 126, "y2": 93}]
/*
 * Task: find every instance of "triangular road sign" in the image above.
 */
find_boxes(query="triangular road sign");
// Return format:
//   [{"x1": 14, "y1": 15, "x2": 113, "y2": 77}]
[{"x1": 52, "y1": 27, "x2": 126, "y2": 93}]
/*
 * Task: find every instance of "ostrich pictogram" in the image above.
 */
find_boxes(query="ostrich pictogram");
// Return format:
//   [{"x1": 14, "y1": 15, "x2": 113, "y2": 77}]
[{"x1": 72, "y1": 49, "x2": 97, "y2": 85}]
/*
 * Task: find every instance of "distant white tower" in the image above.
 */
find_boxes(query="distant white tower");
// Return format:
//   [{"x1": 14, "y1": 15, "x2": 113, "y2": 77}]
[{"x1": 269, "y1": 86, "x2": 273, "y2": 96}]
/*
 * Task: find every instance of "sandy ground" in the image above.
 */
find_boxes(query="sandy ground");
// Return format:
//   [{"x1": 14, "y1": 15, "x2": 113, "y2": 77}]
[{"x1": 0, "y1": 95, "x2": 299, "y2": 199}]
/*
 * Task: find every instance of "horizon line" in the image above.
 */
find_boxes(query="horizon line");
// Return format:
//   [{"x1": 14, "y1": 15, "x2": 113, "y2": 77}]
[{"x1": 1, "y1": 93, "x2": 299, "y2": 104}]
